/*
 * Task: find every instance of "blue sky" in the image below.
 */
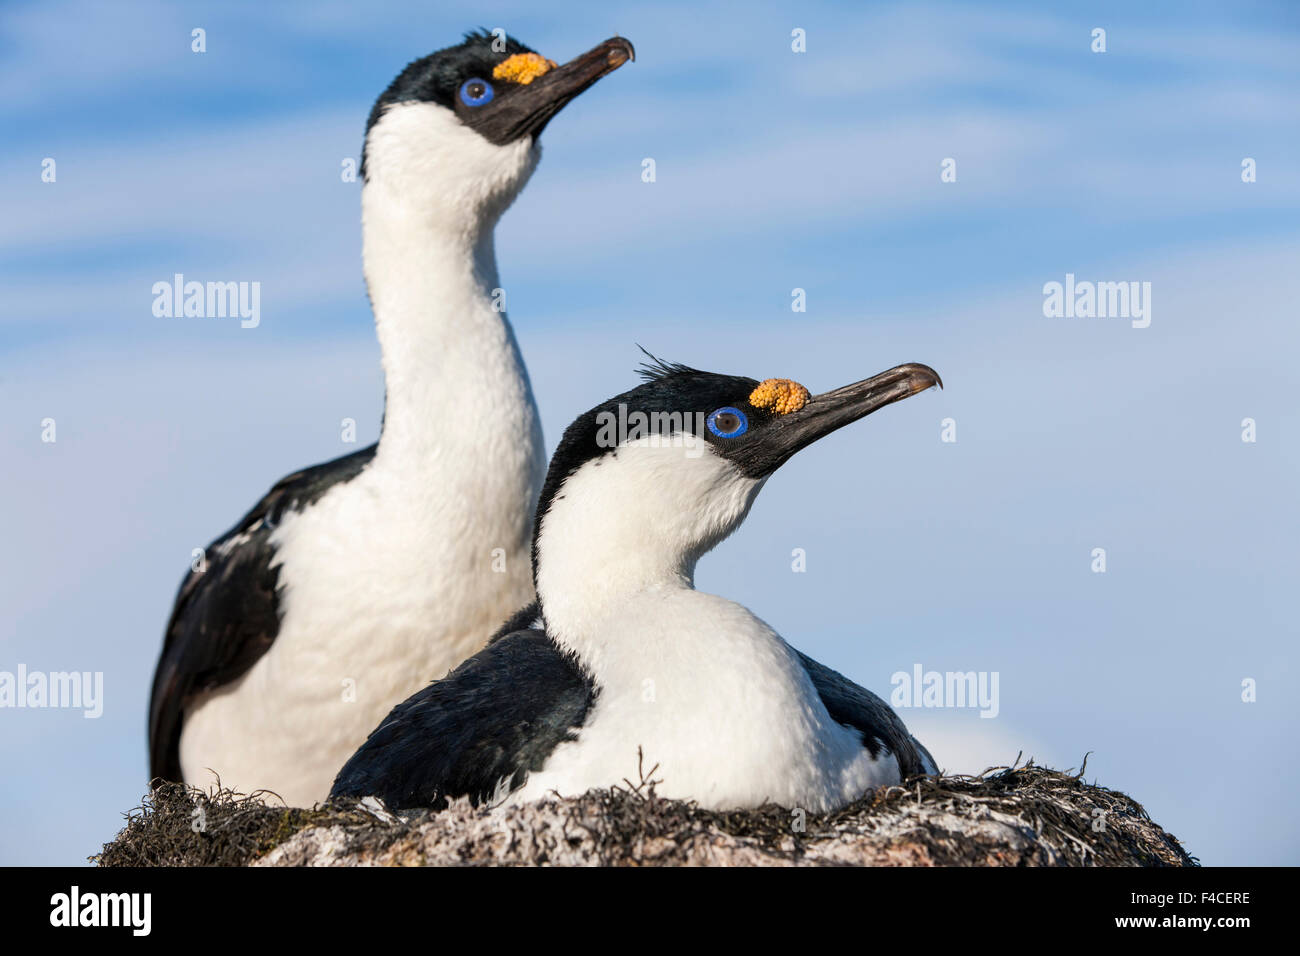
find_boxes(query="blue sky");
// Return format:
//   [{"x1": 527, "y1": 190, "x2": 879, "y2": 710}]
[{"x1": 2, "y1": 0, "x2": 1297, "y2": 866}]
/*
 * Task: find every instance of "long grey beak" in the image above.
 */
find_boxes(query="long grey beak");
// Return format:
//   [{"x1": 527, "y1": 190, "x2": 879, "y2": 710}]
[
  {"x1": 475, "y1": 37, "x2": 635, "y2": 143},
  {"x1": 749, "y1": 363, "x2": 942, "y2": 475}
]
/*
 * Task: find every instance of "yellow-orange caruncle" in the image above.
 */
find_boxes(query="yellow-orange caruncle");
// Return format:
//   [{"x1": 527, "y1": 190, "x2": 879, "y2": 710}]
[
  {"x1": 748, "y1": 378, "x2": 811, "y2": 416},
  {"x1": 492, "y1": 52, "x2": 558, "y2": 86}
]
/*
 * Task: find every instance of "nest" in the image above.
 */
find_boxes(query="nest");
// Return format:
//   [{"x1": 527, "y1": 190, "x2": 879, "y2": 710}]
[{"x1": 95, "y1": 757, "x2": 1196, "y2": 867}]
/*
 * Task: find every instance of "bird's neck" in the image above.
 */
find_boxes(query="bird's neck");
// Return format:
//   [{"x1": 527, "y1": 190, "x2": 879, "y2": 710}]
[
  {"x1": 534, "y1": 444, "x2": 766, "y2": 669},
  {"x1": 361, "y1": 182, "x2": 544, "y2": 499},
  {"x1": 539, "y1": 531, "x2": 701, "y2": 659}
]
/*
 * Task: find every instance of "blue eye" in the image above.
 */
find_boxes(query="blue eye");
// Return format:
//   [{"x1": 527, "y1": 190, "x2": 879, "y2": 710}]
[
  {"x1": 459, "y1": 78, "x2": 494, "y2": 107},
  {"x1": 707, "y1": 407, "x2": 748, "y2": 438}
]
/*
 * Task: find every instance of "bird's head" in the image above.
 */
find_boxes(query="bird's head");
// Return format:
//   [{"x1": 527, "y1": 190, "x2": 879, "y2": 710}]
[
  {"x1": 361, "y1": 31, "x2": 633, "y2": 228},
  {"x1": 532, "y1": 355, "x2": 942, "y2": 610}
]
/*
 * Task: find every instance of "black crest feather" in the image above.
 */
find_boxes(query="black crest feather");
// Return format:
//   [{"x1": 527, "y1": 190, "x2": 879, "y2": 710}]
[{"x1": 635, "y1": 345, "x2": 703, "y2": 383}]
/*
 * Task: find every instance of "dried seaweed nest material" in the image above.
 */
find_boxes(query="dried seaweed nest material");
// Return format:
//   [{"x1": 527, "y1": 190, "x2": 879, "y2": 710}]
[{"x1": 96, "y1": 760, "x2": 1196, "y2": 868}]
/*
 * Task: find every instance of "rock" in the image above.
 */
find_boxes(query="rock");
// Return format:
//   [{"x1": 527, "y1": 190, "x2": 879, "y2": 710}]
[{"x1": 94, "y1": 761, "x2": 1196, "y2": 867}]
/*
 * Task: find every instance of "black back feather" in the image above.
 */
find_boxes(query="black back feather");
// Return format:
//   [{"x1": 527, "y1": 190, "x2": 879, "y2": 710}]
[
  {"x1": 330, "y1": 624, "x2": 595, "y2": 809},
  {"x1": 795, "y1": 652, "x2": 934, "y2": 778}
]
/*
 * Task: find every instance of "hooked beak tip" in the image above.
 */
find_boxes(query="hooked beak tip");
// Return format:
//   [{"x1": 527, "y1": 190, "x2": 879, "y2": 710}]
[
  {"x1": 909, "y1": 366, "x2": 941, "y2": 392},
  {"x1": 896, "y1": 363, "x2": 943, "y2": 393},
  {"x1": 608, "y1": 36, "x2": 635, "y2": 66}
]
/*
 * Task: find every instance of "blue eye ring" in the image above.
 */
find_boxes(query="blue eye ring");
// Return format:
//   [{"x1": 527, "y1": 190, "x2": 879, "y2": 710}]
[
  {"x1": 459, "y1": 78, "x2": 494, "y2": 107},
  {"x1": 707, "y1": 407, "x2": 749, "y2": 439}
]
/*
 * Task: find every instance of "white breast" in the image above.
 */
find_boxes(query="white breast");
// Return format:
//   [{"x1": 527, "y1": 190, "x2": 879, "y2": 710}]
[
  {"x1": 508, "y1": 590, "x2": 899, "y2": 813},
  {"x1": 179, "y1": 451, "x2": 537, "y2": 805}
]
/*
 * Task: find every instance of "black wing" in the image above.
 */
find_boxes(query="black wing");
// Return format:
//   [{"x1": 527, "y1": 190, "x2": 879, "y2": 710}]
[
  {"x1": 797, "y1": 652, "x2": 937, "y2": 778},
  {"x1": 331, "y1": 624, "x2": 594, "y2": 809},
  {"x1": 147, "y1": 444, "x2": 377, "y2": 783}
]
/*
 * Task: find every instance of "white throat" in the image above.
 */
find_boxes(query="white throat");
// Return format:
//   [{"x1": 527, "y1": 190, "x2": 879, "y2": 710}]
[{"x1": 361, "y1": 102, "x2": 544, "y2": 476}]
